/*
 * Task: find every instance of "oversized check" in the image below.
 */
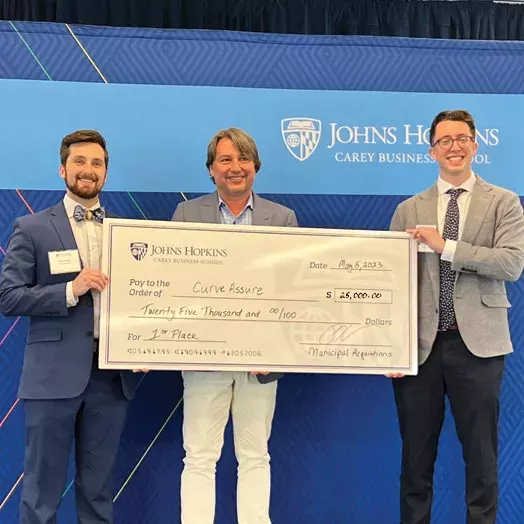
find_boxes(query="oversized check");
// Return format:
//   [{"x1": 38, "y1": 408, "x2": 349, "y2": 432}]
[{"x1": 99, "y1": 219, "x2": 418, "y2": 375}]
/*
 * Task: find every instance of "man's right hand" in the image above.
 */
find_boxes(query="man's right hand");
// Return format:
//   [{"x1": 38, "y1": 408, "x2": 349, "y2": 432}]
[{"x1": 72, "y1": 268, "x2": 109, "y2": 297}]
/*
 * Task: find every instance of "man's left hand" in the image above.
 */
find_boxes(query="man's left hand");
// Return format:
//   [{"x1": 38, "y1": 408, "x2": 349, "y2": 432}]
[{"x1": 250, "y1": 371, "x2": 270, "y2": 375}]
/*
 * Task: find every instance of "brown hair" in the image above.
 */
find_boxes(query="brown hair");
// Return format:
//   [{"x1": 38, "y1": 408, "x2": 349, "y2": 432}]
[
  {"x1": 60, "y1": 130, "x2": 109, "y2": 168},
  {"x1": 429, "y1": 110, "x2": 476, "y2": 146},
  {"x1": 206, "y1": 128, "x2": 261, "y2": 182}
]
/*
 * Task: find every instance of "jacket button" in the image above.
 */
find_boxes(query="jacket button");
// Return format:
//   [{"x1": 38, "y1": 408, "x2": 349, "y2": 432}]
[{"x1": 86, "y1": 331, "x2": 93, "y2": 337}]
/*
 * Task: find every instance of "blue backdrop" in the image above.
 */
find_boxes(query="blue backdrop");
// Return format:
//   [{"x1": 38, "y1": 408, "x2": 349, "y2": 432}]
[
  {"x1": 0, "y1": 79, "x2": 515, "y2": 195},
  {"x1": 1, "y1": 21, "x2": 524, "y2": 524}
]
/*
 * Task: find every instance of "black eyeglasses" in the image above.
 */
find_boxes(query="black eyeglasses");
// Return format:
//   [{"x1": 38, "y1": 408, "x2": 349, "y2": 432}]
[{"x1": 432, "y1": 135, "x2": 474, "y2": 150}]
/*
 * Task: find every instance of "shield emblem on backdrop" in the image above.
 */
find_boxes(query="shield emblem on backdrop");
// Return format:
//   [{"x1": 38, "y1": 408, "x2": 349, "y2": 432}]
[
  {"x1": 130, "y1": 242, "x2": 148, "y2": 261},
  {"x1": 281, "y1": 118, "x2": 322, "y2": 162}
]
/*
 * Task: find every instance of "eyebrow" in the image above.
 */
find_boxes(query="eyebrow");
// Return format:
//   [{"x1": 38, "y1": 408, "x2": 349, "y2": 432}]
[
  {"x1": 436, "y1": 133, "x2": 471, "y2": 139},
  {"x1": 71, "y1": 155, "x2": 104, "y2": 162}
]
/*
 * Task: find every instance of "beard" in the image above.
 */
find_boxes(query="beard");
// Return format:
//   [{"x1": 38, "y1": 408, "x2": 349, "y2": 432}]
[{"x1": 64, "y1": 171, "x2": 103, "y2": 200}]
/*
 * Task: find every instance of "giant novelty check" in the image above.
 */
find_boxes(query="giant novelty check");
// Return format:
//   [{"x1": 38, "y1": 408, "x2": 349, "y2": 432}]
[{"x1": 99, "y1": 219, "x2": 418, "y2": 375}]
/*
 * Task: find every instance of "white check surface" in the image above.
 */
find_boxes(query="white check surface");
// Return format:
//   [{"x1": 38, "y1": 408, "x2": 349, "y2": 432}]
[{"x1": 99, "y1": 219, "x2": 417, "y2": 375}]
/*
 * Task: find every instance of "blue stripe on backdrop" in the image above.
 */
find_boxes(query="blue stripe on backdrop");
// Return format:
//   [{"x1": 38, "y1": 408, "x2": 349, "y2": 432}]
[
  {"x1": 1, "y1": 23, "x2": 524, "y2": 524},
  {"x1": 0, "y1": 79, "x2": 517, "y2": 195}
]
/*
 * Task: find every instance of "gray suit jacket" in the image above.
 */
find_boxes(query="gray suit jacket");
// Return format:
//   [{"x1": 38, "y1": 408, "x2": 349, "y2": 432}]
[
  {"x1": 172, "y1": 191, "x2": 298, "y2": 383},
  {"x1": 390, "y1": 176, "x2": 524, "y2": 365}
]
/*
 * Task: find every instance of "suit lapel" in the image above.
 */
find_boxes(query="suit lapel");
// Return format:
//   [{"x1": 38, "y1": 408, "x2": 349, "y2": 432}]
[
  {"x1": 460, "y1": 177, "x2": 494, "y2": 245},
  {"x1": 199, "y1": 192, "x2": 220, "y2": 223},
  {"x1": 49, "y1": 202, "x2": 78, "y2": 251},
  {"x1": 415, "y1": 185, "x2": 440, "y2": 301},
  {"x1": 252, "y1": 193, "x2": 273, "y2": 226}
]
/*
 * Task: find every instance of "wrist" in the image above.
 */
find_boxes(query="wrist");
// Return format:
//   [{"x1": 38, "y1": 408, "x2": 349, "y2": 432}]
[{"x1": 435, "y1": 239, "x2": 446, "y2": 254}]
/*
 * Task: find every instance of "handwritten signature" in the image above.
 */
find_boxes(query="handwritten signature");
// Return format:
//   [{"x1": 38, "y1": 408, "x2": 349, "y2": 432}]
[{"x1": 318, "y1": 323, "x2": 371, "y2": 345}]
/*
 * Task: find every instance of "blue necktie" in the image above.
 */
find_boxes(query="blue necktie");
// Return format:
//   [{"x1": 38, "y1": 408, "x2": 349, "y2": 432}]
[
  {"x1": 439, "y1": 188, "x2": 466, "y2": 330},
  {"x1": 73, "y1": 205, "x2": 105, "y2": 224}
]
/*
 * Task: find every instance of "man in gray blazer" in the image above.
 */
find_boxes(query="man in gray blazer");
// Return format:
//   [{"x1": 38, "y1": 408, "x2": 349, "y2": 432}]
[
  {"x1": 390, "y1": 110, "x2": 524, "y2": 524},
  {"x1": 172, "y1": 127, "x2": 298, "y2": 524}
]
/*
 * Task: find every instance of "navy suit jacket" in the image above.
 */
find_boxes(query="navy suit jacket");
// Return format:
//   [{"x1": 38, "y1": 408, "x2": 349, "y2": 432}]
[{"x1": 0, "y1": 201, "x2": 139, "y2": 400}]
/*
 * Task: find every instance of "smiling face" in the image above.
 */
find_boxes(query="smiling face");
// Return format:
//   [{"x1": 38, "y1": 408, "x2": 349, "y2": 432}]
[
  {"x1": 430, "y1": 120, "x2": 478, "y2": 183},
  {"x1": 59, "y1": 142, "x2": 107, "y2": 200},
  {"x1": 209, "y1": 137, "x2": 257, "y2": 201}
]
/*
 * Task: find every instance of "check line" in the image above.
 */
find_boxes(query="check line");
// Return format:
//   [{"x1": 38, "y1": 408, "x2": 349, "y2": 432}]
[
  {"x1": 299, "y1": 343, "x2": 392, "y2": 347},
  {"x1": 145, "y1": 339, "x2": 226, "y2": 343},
  {"x1": 330, "y1": 268, "x2": 392, "y2": 272},
  {"x1": 172, "y1": 295, "x2": 318, "y2": 302},
  {"x1": 130, "y1": 316, "x2": 361, "y2": 325}
]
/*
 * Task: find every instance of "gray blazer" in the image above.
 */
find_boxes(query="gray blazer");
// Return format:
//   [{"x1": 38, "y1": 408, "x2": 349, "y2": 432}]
[
  {"x1": 390, "y1": 176, "x2": 524, "y2": 365},
  {"x1": 172, "y1": 191, "x2": 299, "y2": 383}
]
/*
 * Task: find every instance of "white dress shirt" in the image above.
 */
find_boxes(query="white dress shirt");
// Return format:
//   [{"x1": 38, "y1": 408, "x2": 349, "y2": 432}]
[
  {"x1": 437, "y1": 173, "x2": 476, "y2": 262},
  {"x1": 63, "y1": 194, "x2": 103, "y2": 339}
]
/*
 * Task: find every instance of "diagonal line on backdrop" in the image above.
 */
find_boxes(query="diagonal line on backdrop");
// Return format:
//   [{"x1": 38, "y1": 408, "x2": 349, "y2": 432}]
[
  {"x1": 64, "y1": 25, "x2": 150, "y2": 220},
  {"x1": 0, "y1": 398, "x2": 20, "y2": 430},
  {"x1": 126, "y1": 192, "x2": 148, "y2": 219},
  {"x1": 9, "y1": 22, "x2": 53, "y2": 81},
  {"x1": 65, "y1": 24, "x2": 108, "y2": 83},
  {"x1": 0, "y1": 317, "x2": 23, "y2": 430},
  {"x1": 16, "y1": 190, "x2": 35, "y2": 215},
  {"x1": 113, "y1": 395, "x2": 184, "y2": 502},
  {"x1": 0, "y1": 317, "x2": 20, "y2": 348},
  {"x1": 0, "y1": 472, "x2": 23, "y2": 511}
]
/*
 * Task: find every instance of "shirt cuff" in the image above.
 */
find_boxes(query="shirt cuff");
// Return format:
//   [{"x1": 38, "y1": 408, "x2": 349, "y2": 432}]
[
  {"x1": 441, "y1": 239, "x2": 457, "y2": 262},
  {"x1": 66, "y1": 282, "x2": 79, "y2": 307}
]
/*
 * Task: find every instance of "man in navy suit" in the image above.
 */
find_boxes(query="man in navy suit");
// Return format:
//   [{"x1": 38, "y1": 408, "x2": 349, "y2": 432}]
[{"x1": 0, "y1": 130, "x2": 139, "y2": 523}]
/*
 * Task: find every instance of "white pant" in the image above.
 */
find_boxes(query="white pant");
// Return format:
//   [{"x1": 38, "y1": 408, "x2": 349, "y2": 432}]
[{"x1": 181, "y1": 371, "x2": 278, "y2": 524}]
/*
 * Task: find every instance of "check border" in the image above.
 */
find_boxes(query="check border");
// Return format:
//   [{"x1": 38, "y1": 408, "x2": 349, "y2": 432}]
[{"x1": 101, "y1": 220, "x2": 417, "y2": 374}]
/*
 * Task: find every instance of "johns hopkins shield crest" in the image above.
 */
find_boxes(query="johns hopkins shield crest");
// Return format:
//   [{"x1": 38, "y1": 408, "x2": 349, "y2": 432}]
[
  {"x1": 281, "y1": 118, "x2": 321, "y2": 161},
  {"x1": 130, "y1": 242, "x2": 148, "y2": 261}
]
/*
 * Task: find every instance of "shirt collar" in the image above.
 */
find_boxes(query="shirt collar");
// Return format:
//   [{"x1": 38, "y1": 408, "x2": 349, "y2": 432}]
[
  {"x1": 63, "y1": 194, "x2": 101, "y2": 218},
  {"x1": 217, "y1": 192, "x2": 253, "y2": 214},
  {"x1": 437, "y1": 172, "x2": 476, "y2": 196}
]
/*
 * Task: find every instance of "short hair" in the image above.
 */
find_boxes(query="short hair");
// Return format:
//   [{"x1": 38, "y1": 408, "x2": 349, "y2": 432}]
[
  {"x1": 60, "y1": 130, "x2": 109, "y2": 168},
  {"x1": 429, "y1": 110, "x2": 476, "y2": 146},
  {"x1": 206, "y1": 128, "x2": 262, "y2": 180}
]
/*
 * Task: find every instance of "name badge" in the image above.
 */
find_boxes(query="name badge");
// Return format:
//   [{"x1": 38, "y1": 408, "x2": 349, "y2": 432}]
[
  {"x1": 48, "y1": 250, "x2": 82, "y2": 274},
  {"x1": 416, "y1": 224, "x2": 437, "y2": 253}
]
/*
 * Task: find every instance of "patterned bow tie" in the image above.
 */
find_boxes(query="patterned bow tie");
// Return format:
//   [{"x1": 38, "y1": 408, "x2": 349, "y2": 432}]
[{"x1": 73, "y1": 205, "x2": 105, "y2": 224}]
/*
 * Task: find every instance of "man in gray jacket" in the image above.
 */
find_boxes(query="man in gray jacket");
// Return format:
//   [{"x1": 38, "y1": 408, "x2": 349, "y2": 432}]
[
  {"x1": 172, "y1": 127, "x2": 298, "y2": 524},
  {"x1": 390, "y1": 110, "x2": 524, "y2": 524}
]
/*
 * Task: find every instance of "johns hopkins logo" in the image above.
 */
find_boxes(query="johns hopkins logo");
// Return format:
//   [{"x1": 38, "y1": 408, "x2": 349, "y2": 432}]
[
  {"x1": 281, "y1": 118, "x2": 321, "y2": 161},
  {"x1": 130, "y1": 242, "x2": 148, "y2": 261}
]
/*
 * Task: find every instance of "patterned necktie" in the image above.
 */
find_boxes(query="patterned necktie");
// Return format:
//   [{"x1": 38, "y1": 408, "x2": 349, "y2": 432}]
[
  {"x1": 439, "y1": 188, "x2": 466, "y2": 330},
  {"x1": 73, "y1": 205, "x2": 105, "y2": 224}
]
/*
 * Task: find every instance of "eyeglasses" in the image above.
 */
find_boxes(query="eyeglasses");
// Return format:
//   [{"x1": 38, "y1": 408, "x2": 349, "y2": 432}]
[{"x1": 433, "y1": 135, "x2": 474, "y2": 150}]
